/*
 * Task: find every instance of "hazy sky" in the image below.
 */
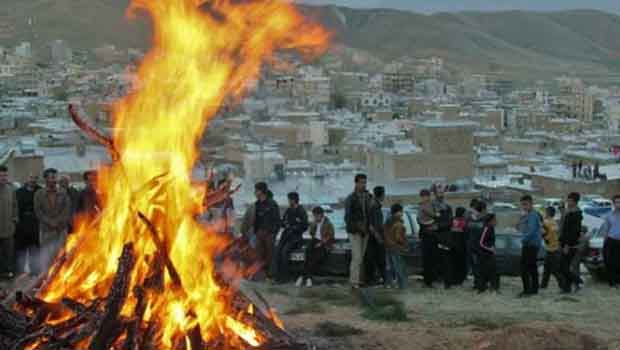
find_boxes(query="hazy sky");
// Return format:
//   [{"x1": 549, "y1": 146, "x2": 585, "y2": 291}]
[{"x1": 298, "y1": 0, "x2": 620, "y2": 13}]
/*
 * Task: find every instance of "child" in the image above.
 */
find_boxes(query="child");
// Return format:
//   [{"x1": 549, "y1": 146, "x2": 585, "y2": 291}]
[
  {"x1": 451, "y1": 207, "x2": 468, "y2": 285},
  {"x1": 541, "y1": 206, "x2": 562, "y2": 289},
  {"x1": 478, "y1": 214, "x2": 499, "y2": 293},
  {"x1": 384, "y1": 203, "x2": 408, "y2": 289}
]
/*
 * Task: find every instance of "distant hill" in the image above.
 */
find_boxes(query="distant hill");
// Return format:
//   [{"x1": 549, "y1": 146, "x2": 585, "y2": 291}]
[{"x1": 2, "y1": 1, "x2": 620, "y2": 81}]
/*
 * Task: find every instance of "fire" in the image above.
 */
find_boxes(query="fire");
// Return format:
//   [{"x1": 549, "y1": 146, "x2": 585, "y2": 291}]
[{"x1": 35, "y1": 0, "x2": 328, "y2": 348}]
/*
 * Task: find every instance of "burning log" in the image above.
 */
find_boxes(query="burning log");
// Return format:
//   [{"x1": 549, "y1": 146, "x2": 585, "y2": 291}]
[
  {"x1": 123, "y1": 286, "x2": 147, "y2": 350},
  {"x1": 137, "y1": 212, "x2": 184, "y2": 292},
  {"x1": 68, "y1": 104, "x2": 119, "y2": 161},
  {"x1": 89, "y1": 243, "x2": 136, "y2": 350}
]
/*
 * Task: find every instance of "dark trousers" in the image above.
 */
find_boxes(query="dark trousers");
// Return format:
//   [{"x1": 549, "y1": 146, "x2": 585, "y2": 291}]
[
  {"x1": 271, "y1": 233, "x2": 303, "y2": 282},
  {"x1": 452, "y1": 239, "x2": 467, "y2": 285},
  {"x1": 560, "y1": 247, "x2": 579, "y2": 292},
  {"x1": 604, "y1": 238, "x2": 620, "y2": 287},
  {"x1": 541, "y1": 250, "x2": 563, "y2": 289},
  {"x1": 439, "y1": 246, "x2": 453, "y2": 288},
  {"x1": 421, "y1": 232, "x2": 438, "y2": 286},
  {"x1": 0, "y1": 236, "x2": 15, "y2": 275},
  {"x1": 471, "y1": 251, "x2": 482, "y2": 290},
  {"x1": 303, "y1": 239, "x2": 329, "y2": 278},
  {"x1": 255, "y1": 231, "x2": 275, "y2": 279},
  {"x1": 364, "y1": 234, "x2": 386, "y2": 284},
  {"x1": 479, "y1": 253, "x2": 499, "y2": 291},
  {"x1": 521, "y1": 245, "x2": 540, "y2": 294}
]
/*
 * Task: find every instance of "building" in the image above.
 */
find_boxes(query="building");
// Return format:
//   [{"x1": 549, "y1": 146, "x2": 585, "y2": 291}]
[
  {"x1": 14, "y1": 42, "x2": 32, "y2": 59},
  {"x1": 414, "y1": 120, "x2": 477, "y2": 155},
  {"x1": 382, "y1": 70, "x2": 415, "y2": 95},
  {"x1": 553, "y1": 77, "x2": 594, "y2": 123},
  {"x1": 48, "y1": 40, "x2": 73, "y2": 65}
]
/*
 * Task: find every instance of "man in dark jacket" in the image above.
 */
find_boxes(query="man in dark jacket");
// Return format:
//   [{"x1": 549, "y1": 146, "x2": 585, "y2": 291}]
[
  {"x1": 468, "y1": 200, "x2": 487, "y2": 290},
  {"x1": 433, "y1": 185, "x2": 453, "y2": 289},
  {"x1": 76, "y1": 171, "x2": 100, "y2": 217},
  {"x1": 15, "y1": 174, "x2": 41, "y2": 275},
  {"x1": 344, "y1": 174, "x2": 372, "y2": 289},
  {"x1": 272, "y1": 192, "x2": 308, "y2": 283},
  {"x1": 364, "y1": 186, "x2": 387, "y2": 286},
  {"x1": 252, "y1": 182, "x2": 280, "y2": 280},
  {"x1": 559, "y1": 192, "x2": 583, "y2": 293}
]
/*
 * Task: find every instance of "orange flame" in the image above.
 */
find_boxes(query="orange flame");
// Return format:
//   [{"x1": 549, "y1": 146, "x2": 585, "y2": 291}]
[{"x1": 37, "y1": 0, "x2": 328, "y2": 348}]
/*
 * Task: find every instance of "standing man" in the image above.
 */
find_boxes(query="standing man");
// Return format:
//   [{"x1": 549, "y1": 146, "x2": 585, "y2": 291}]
[
  {"x1": 15, "y1": 174, "x2": 42, "y2": 275},
  {"x1": 59, "y1": 175, "x2": 79, "y2": 233},
  {"x1": 433, "y1": 185, "x2": 453, "y2": 289},
  {"x1": 0, "y1": 166, "x2": 18, "y2": 279},
  {"x1": 418, "y1": 189, "x2": 438, "y2": 288},
  {"x1": 272, "y1": 192, "x2": 308, "y2": 283},
  {"x1": 251, "y1": 182, "x2": 280, "y2": 280},
  {"x1": 559, "y1": 192, "x2": 583, "y2": 293},
  {"x1": 76, "y1": 170, "x2": 100, "y2": 217},
  {"x1": 34, "y1": 168, "x2": 72, "y2": 271},
  {"x1": 364, "y1": 186, "x2": 386, "y2": 286},
  {"x1": 344, "y1": 174, "x2": 372, "y2": 289},
  {"x1": 517, "y1": 195, "x2": 543, "y2": 297},
  {"x1": 600, "y1": 195, "x2": 620, "y2": 288}
]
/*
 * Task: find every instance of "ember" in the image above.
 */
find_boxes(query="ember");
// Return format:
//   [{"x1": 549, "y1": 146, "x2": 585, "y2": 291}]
[{"x1": 0, "y1": 0, "x2": 327, "y2": 349}]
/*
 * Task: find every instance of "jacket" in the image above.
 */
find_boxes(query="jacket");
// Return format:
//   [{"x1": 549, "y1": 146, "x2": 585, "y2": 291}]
[
  {"x1": 240, "y1": 203, "x2": 256, "y2": 237},
  {"x1": 384, "y1": 215, "x2": 408, "y2": 253},
  {"x1": 542, "y1": 218, "x2": 560, "y2": 252},
  {"x1": 468, "y1": 216, "x2": 485, "y2": 253},
  {"x1": 281, "y1": 206, "x2": 309, "y2": 238},
  {"x1": 479, "y1": 225, "x2": 496, "y2": 255},
  {"x1": 309, "y1": 217, "x2": 335, "y2": 248},
  {"x1": 344, "y1": 190, "x2": 372, "y2": 235},
  {"x1": 559, "y1": 208, "x2": 583, "y2": 248},
  {"x1": 369, "y1": 198, "x2": 384, "y2": 240},
  {"x1": 33, "y1": 187, "x2": 72, "y2": 237},
  {"x1": 16, "y1": 184, "x2": 41, "y2": 246},
  {"x1": 254, "y1": 198, "x2": 280, "y2": 235},
  {"x1": 0, "y1": 183, "x2": 18, "y2": 239},
  {"x1": 433, "y1": 199, "x2": 453, "y2": 232},
  {"x1": 77, "y1": 186, "x2": 100, "y2": 216},
  {"x1": 518, "y1": 210, "x2": 543, "y2": 248}
]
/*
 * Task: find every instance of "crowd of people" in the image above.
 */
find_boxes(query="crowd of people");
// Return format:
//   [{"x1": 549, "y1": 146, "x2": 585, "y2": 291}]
[
  {"x1": 0, "y1": 166, "x2": 99, "y2": 279},
  {"x1": 2, "y1": 164, "x2": 620, "y2": 297},
  {"x1": 238, "y1": 173, "x2": 620, "y2": 296}
]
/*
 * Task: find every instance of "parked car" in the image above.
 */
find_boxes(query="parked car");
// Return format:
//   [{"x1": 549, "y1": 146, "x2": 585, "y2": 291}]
[
  {"x1": 584, "y1": 226, "x2": 607, "y2": 281},
  {"x1": 287, "y1": 208, "x2": 537, "y2": 278},
  {"x1": 580, "y1": 198, "x2": 612, "y2": 218}
]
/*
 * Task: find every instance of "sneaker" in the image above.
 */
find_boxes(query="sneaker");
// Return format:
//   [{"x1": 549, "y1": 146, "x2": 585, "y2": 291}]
[
  {"x1": 305, "y1": 278, "x2": 313, "y2": 288},
  {"x1": 295, "y1": 277, "x2": 304, "y2": 288}
]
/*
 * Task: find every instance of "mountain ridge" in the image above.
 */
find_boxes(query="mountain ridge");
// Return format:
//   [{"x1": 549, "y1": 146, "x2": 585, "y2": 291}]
[{"x1": 1, "y1": 2, "x2": 619, "y2": 80}]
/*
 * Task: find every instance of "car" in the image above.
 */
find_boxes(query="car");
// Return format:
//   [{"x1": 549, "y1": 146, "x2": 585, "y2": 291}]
[
  {"x1": 584, "y1": 226, "x2": 607, "y2": 281},
  {"x1": 286, "y1": 208, "x2": 536, "y2": 278},
  {"x1": 580, "y1": 198, "x2": 612, "y2": 218}
]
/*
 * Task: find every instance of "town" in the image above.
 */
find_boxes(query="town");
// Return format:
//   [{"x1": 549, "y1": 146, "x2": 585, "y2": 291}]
[{"x1": 2, "y1": 3, "x2": 620, "y2": 349}]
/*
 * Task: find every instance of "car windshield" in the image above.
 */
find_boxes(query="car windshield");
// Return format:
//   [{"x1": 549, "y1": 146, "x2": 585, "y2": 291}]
[{"x1": 323, "y1": 208, "x2": 416, "y2": 239}]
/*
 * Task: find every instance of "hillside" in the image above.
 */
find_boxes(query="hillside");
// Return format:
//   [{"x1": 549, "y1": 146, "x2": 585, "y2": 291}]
[{"x1": 1, "y1": 1, "x2": 620, "y2": 80}]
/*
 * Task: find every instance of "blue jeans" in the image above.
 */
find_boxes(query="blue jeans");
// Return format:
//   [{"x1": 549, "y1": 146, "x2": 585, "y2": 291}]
[{"x1": 386, "y1": 252, "x2": 407, "y2": 289}]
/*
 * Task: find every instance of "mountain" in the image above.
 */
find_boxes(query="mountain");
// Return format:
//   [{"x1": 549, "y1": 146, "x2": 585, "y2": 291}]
[{"x1": 1, "y1": 1, "x2": 620, "y2": 81}]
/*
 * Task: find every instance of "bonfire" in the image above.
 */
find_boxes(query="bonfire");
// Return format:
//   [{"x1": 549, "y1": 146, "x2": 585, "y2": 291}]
[{"x1": 0, "y1": 0, "x2": 327, "y2": 349}]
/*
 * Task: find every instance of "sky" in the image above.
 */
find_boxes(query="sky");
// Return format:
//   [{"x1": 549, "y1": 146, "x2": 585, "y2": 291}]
[{"x1": 298, "y1": 0, "x2": 620, "y2": 14}]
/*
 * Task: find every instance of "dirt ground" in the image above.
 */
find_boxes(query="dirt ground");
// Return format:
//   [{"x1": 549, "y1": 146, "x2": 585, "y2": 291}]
[
  {"x1": 251, "y1": 276, "x2": 620, "y2": 350},
  {"x1": 2, "y1": 275, "x2": 619, "y2": 350}
]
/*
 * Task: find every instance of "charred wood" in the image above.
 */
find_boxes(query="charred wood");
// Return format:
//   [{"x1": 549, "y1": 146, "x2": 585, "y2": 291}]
[{"x1": 89, "y1": 243, "x2": 136, "y2": 350}]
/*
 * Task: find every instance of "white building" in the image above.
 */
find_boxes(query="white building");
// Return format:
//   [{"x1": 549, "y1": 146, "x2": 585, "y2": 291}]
[{"x1": 15, "y1": 42, "x2": 32, "y2": 58}]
